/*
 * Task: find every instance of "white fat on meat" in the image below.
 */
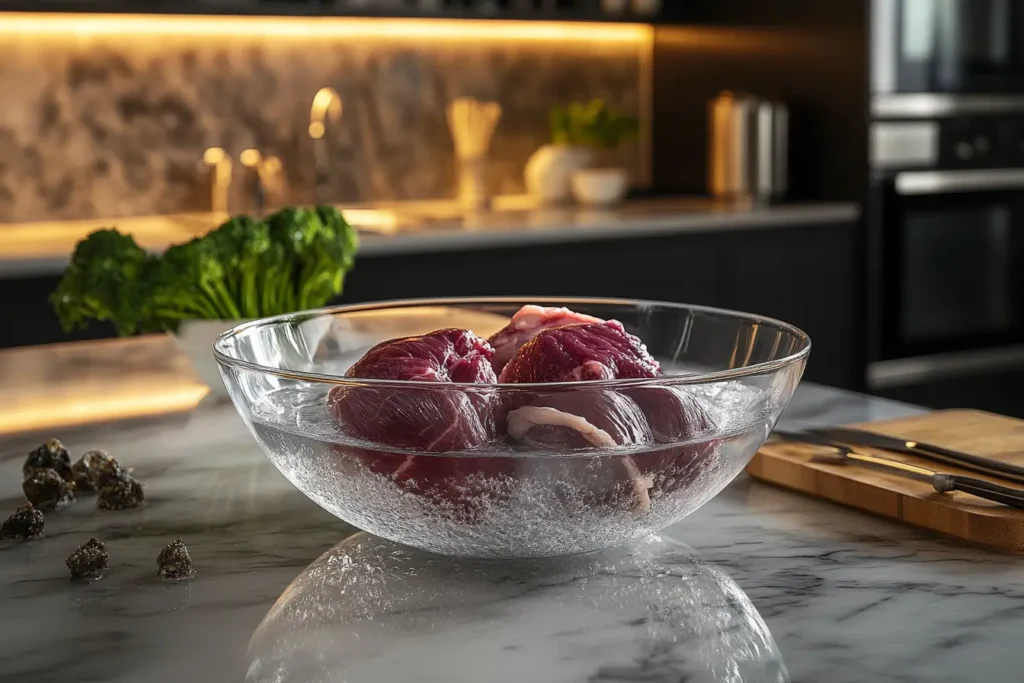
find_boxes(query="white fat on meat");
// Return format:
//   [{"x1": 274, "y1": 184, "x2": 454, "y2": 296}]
[
  {"x1": 506, "y1": 405, "x2": 653, "y2": 514},
  {"x1": 507, "y1": 406, "x2": 619, "y2": 447},
  {"x1": 489, "y1": 305, "x2": 603, "y2": 369}
]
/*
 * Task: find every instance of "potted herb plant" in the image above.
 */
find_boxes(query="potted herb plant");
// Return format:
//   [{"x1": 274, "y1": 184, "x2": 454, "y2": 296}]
[
  {"x1": 51, "y1": 206, "x2": 358, "y2": 402},
  {"x1": 566, "y1": 100, "x2": 640, "y2": 208},
  {"x1": 524, "y1": 100, "x2": 640, "y2": 207}
]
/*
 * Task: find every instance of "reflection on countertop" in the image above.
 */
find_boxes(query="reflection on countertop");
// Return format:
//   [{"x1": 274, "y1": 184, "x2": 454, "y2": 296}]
[
  {"x1": 247, "y1": 533, "x2": 788, "y2": 682},
  {"x1": 0, "y1": 335, "x2": 206, "y2": 436},
  {"x1": 0, "y1": 196, "x2": 861, "y2": 278}
]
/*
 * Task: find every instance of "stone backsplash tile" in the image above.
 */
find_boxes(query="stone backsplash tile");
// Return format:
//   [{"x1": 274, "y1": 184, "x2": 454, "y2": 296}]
[{"x1": 0, "y1": 33, "x2": 644, "y2": 223}]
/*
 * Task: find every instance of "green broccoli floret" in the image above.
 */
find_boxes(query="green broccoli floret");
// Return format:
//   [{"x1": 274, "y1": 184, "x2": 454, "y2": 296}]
[
  {"x1": 50, "y1": 229, "x2": 155, "y2": 337},
  {"x1": 148, "y1": 237, "x2": 242, "y2": 325},
  {"x1": 266, "y1": 206, "x2": 359, "y2": 311},
  {"x1": 51, "y1": 207, "x2": 359, "y2": 335}
]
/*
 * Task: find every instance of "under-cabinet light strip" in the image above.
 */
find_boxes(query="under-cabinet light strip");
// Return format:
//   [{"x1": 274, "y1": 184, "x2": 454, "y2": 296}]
[{"x1": 0, "y1": 12, "x2": 651, "y2": 44}]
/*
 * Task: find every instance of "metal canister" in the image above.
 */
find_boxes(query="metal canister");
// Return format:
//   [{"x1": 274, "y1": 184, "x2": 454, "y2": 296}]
[{"x1": 708, "y1": 91, "x2": 789, "y2": 203}]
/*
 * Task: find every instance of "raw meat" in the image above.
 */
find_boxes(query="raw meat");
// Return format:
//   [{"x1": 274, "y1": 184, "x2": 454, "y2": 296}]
[
  {"x1": 506, "y1": 391, "x2": 652, "y2": 450},
  {"x1": 487, "y1": 305, "x2": 603, "y2": 372},
  {"x1": 328, "y1": 328, "x2": 499, "y2": 451},
  {"x1": 506, "y1": 390, "x2": 656, "y2": 513},
  {"x1": 624, "y1": 386, "x2": 719, "y2": 493},
  {"x1": 326, "y1": 328, "x2": 506, "y2": 519},
  {"x1": 498, "y1": 321, "x2": 661, "y2": 383},
  {"x1": 625, "y1": 386, "x2": 715, "y2": 444},
  {"x1": 325, "y1": 306, "x2": 721, "y2": 521},
  {"x1": 498, "y1": 318, "x2": 716, "y2": 513},
  {"x1": 340, "y1": 327, "x2": 497, "y2": 386}
]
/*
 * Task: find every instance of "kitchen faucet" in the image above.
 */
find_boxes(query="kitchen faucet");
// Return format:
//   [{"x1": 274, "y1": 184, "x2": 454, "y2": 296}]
[
  {"x1": 309, "y1": 87, "x2": 343, "y2": 204},
  {"x1": 202, "y1": 147, "x2": 233, "y2": 214},
  {"x1": 240, "y1": 148, "x2": 287, "y2": 215}
]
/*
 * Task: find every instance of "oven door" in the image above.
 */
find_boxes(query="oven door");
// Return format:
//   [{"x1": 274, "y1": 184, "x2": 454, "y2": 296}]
[
  {"x1": 878, "y1": 169, "x2": 1024, "y2": 361},
  {"x1": 874, "y1": 0, "x2": 1024, "y2": 94}
]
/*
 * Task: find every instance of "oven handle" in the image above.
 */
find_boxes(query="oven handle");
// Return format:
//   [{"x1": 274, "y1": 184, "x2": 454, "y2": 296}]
[{"x1": 895, "y1": 169, "x2": 1024, "y2": 195}]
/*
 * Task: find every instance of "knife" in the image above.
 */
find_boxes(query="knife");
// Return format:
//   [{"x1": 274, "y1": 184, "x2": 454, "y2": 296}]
[
  {"x1": 809, "y1": 426, "x2": 1024, "y2": 486},
  {"x1": 770, "y1": 430, "x2": 1024, "y2": 509}
]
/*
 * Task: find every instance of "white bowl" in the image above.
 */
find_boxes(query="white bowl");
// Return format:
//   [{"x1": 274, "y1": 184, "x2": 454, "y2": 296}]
[
  {"x1": 174, "y1": 319, "x2": 245, "y2": 403},
  {"x1": 571, "y1": 167, "x2": 630, "y2": 207}
]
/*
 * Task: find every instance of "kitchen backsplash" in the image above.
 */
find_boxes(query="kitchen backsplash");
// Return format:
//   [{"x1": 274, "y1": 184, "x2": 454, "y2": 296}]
[{"x1": 0, "y1": 29, "x2": 645, "y2": 223}]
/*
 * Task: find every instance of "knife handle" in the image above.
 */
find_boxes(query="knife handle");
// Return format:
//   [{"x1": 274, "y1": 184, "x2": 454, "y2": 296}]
[
  {"x1": 934, "y1": 474, "x2": 1024, "y2": 510},
  {"x1": 916, "y1": 444, "x2": 1024, "y2": 486}
]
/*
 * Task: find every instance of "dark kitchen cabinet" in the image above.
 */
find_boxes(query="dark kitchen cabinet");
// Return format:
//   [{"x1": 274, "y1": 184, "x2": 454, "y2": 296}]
[
  {"x1": 338, "y1": 237, "x2": 723, "y2": 305},
  {"x1": 0, "y1": 219, "x2": 860, "y2": 388},
  {"x1": 338, "y1": 222, "x2": 859, "y2": 388}
]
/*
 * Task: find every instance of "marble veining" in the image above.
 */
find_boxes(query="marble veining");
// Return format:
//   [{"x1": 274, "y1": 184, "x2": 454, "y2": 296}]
[
  {"x1": 4, "y1": 385, "x2": 1024, "y2": 682},
  {"x1": 0, "y1": 34, "x2": 643, "y2": 223}
]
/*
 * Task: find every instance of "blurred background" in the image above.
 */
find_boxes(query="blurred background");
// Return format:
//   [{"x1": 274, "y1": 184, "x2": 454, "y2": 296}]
[{"x1": 0, "y1": 0, "x2": 1020, "y2": 417}]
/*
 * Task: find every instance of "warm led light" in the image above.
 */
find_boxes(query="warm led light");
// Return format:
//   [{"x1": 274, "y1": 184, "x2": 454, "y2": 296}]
[
  {"x1": 0, "y1": 385, "x2": 208, "y2": 436},
  {"x1": 203, "y1": 147, "x2": 226, "y2": 165},
  {"x1": 0, "y1": 13, "x2": 651, "y2": 44},
  {"x1": 239, "y1": 148, "x2": 262, "y2": 167},
  {"x1": 340, "y1": 208, "x2": 400, "y2": 232}
]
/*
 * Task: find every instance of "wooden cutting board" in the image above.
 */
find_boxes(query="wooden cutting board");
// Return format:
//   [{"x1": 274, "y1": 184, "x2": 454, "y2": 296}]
[{"x1": 747, "y1": 409, "x2": 1024, "y2": 553}]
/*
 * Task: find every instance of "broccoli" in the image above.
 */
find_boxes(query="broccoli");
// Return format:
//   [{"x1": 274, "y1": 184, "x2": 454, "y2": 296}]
[
  {"x1": 51, "y1": 206, "x2": 359, "y2": 335},
  {"x1": 50, "y1": 229, "x2": 156, "y2": 336}
]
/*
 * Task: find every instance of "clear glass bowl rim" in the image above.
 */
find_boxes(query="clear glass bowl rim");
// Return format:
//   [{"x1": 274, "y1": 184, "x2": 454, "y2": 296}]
[{"x1": 212, "y1": 296, "x2": 812, "y2": 389}]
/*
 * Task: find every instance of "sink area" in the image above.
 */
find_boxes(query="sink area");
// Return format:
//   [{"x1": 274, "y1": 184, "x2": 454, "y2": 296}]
[{"x1": 336, "y1": 194, "x2": 541, "y2": 235}]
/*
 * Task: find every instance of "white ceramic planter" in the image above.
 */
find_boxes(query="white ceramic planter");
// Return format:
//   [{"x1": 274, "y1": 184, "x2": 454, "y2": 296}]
[
  {"x1": 175, "y1": 316, "x2": 337, "y2": 405},
  {"x1": 174, "y1": 319, "x2": 244, "y2": 403},
  {"x1": 524, "y1": 144, "x2": 594, "y2": 205},
  {"x1": 571, "y1": 167, "x2": 630, "y2": 207}
]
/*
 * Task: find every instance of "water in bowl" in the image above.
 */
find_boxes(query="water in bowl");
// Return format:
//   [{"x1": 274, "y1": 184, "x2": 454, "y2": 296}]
[{"x1": 244, "y1": 381, "x2": 774, "y2": 558}]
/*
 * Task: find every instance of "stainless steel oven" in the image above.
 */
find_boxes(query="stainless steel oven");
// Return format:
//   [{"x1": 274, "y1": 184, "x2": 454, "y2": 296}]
[
  {"x1": 873, "y1": 0, "x2": 1024, "y2": 117},
  {"x1": 869, "y1": 118, "x2": 1024, "y2": 391}
]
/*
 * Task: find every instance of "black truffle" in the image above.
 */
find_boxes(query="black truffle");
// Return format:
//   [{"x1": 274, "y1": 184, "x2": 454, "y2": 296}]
[
  {"x1": 96, "y1": 476, "x2": 144, "y2": 510},
  {"x1": 0, "y1": 504, "x2": 44, "y2": 540},
  {"x1": 22, "y1": 468, "x2": 75, "y2": 511},
  {"x1": 71, "y1": 450, "x2": 127, "y2": 493},
  {"x1": 24, "y1": 438, "x2": 73, "y2": 482},
  {"x1": 66, "y1": 538, "x2": 109, "y2": 579},
  {"x1": 157, "y1": 538, "x2": 196, "y2": 580}
]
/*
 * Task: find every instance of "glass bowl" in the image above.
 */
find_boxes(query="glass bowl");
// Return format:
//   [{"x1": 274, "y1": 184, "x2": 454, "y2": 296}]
[{"x1": 214, "y1": 297, "x2": 810, "y2": 558}]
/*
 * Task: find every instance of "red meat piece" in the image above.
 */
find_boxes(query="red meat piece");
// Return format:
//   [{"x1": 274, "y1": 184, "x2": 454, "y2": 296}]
[
  {"x1": 487, "y1": 305, "x2": 603, "y2": 373},
  {"x1": 506, "y1": 390, "x2": 652, "y2": 450},
  {"x1": 505, "y1": 390, "x2": 656, "y2": 513},
  {"x1": 328, "y1": 328, "x2": 498, "y2": 451},
  {"x1": 624, "y1": 386, "x2": 720, "y2": 493},
  {"x1": 327, "y1": 329, "x2": 508, "y2": 519},
  {"x1": 498, "y1": 321, "x2": 661, "y2": 384}
]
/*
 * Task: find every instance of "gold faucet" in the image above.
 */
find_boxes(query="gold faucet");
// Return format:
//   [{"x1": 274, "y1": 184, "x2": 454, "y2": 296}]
[
  {"x1": 309, "y1": 87, "x2": 343, "y2": 204},
  {"x1": 309, "y1": 87, "x2": 343, "y2": 139},
  {"x1": 240, "y1": 148, "x2": 288, "y2": 215},
  {"x1": 202, "y1": 147, "x2": 233, "y2": 214}
]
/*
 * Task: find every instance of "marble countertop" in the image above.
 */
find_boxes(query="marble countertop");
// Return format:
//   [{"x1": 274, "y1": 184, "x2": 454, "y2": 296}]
[
  {"x1": 0, "y1": 197, "x2": 859, "y2": 278},
  {"x1": 0, "y1": 335, "x2": 206, "y2": 437},
  {"x1": 4, "y1": 379, "x2": 1024, "y2": 682}
]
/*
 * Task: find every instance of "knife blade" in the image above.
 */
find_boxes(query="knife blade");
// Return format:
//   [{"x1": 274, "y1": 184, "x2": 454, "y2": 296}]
[
  {"x1": 810, "y1": 426, "x2": 1024, "y2": 486},
  {"x1": 769, "y1": 430, "x2": 1024, "y2": 509}
]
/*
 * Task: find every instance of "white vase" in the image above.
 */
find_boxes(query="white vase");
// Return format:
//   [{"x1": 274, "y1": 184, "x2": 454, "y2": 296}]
[
  {"x1": 174, "y1": 319, "x2": 244, "y2": 404},
  {"x1": 175, "y1": 316, "x2": 337, "y2": 406},
  {"x1": 571, "y1": 167, "x2": 630, "y2": 207},
  {"x1": 524, "y1": 144, "x2": 594, "y2": 206}
]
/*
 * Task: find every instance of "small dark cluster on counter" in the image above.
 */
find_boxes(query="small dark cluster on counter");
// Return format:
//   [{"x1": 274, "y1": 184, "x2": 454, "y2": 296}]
[{"x1": 2, "y1": 437, "x2": 196, "y2": 581}]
